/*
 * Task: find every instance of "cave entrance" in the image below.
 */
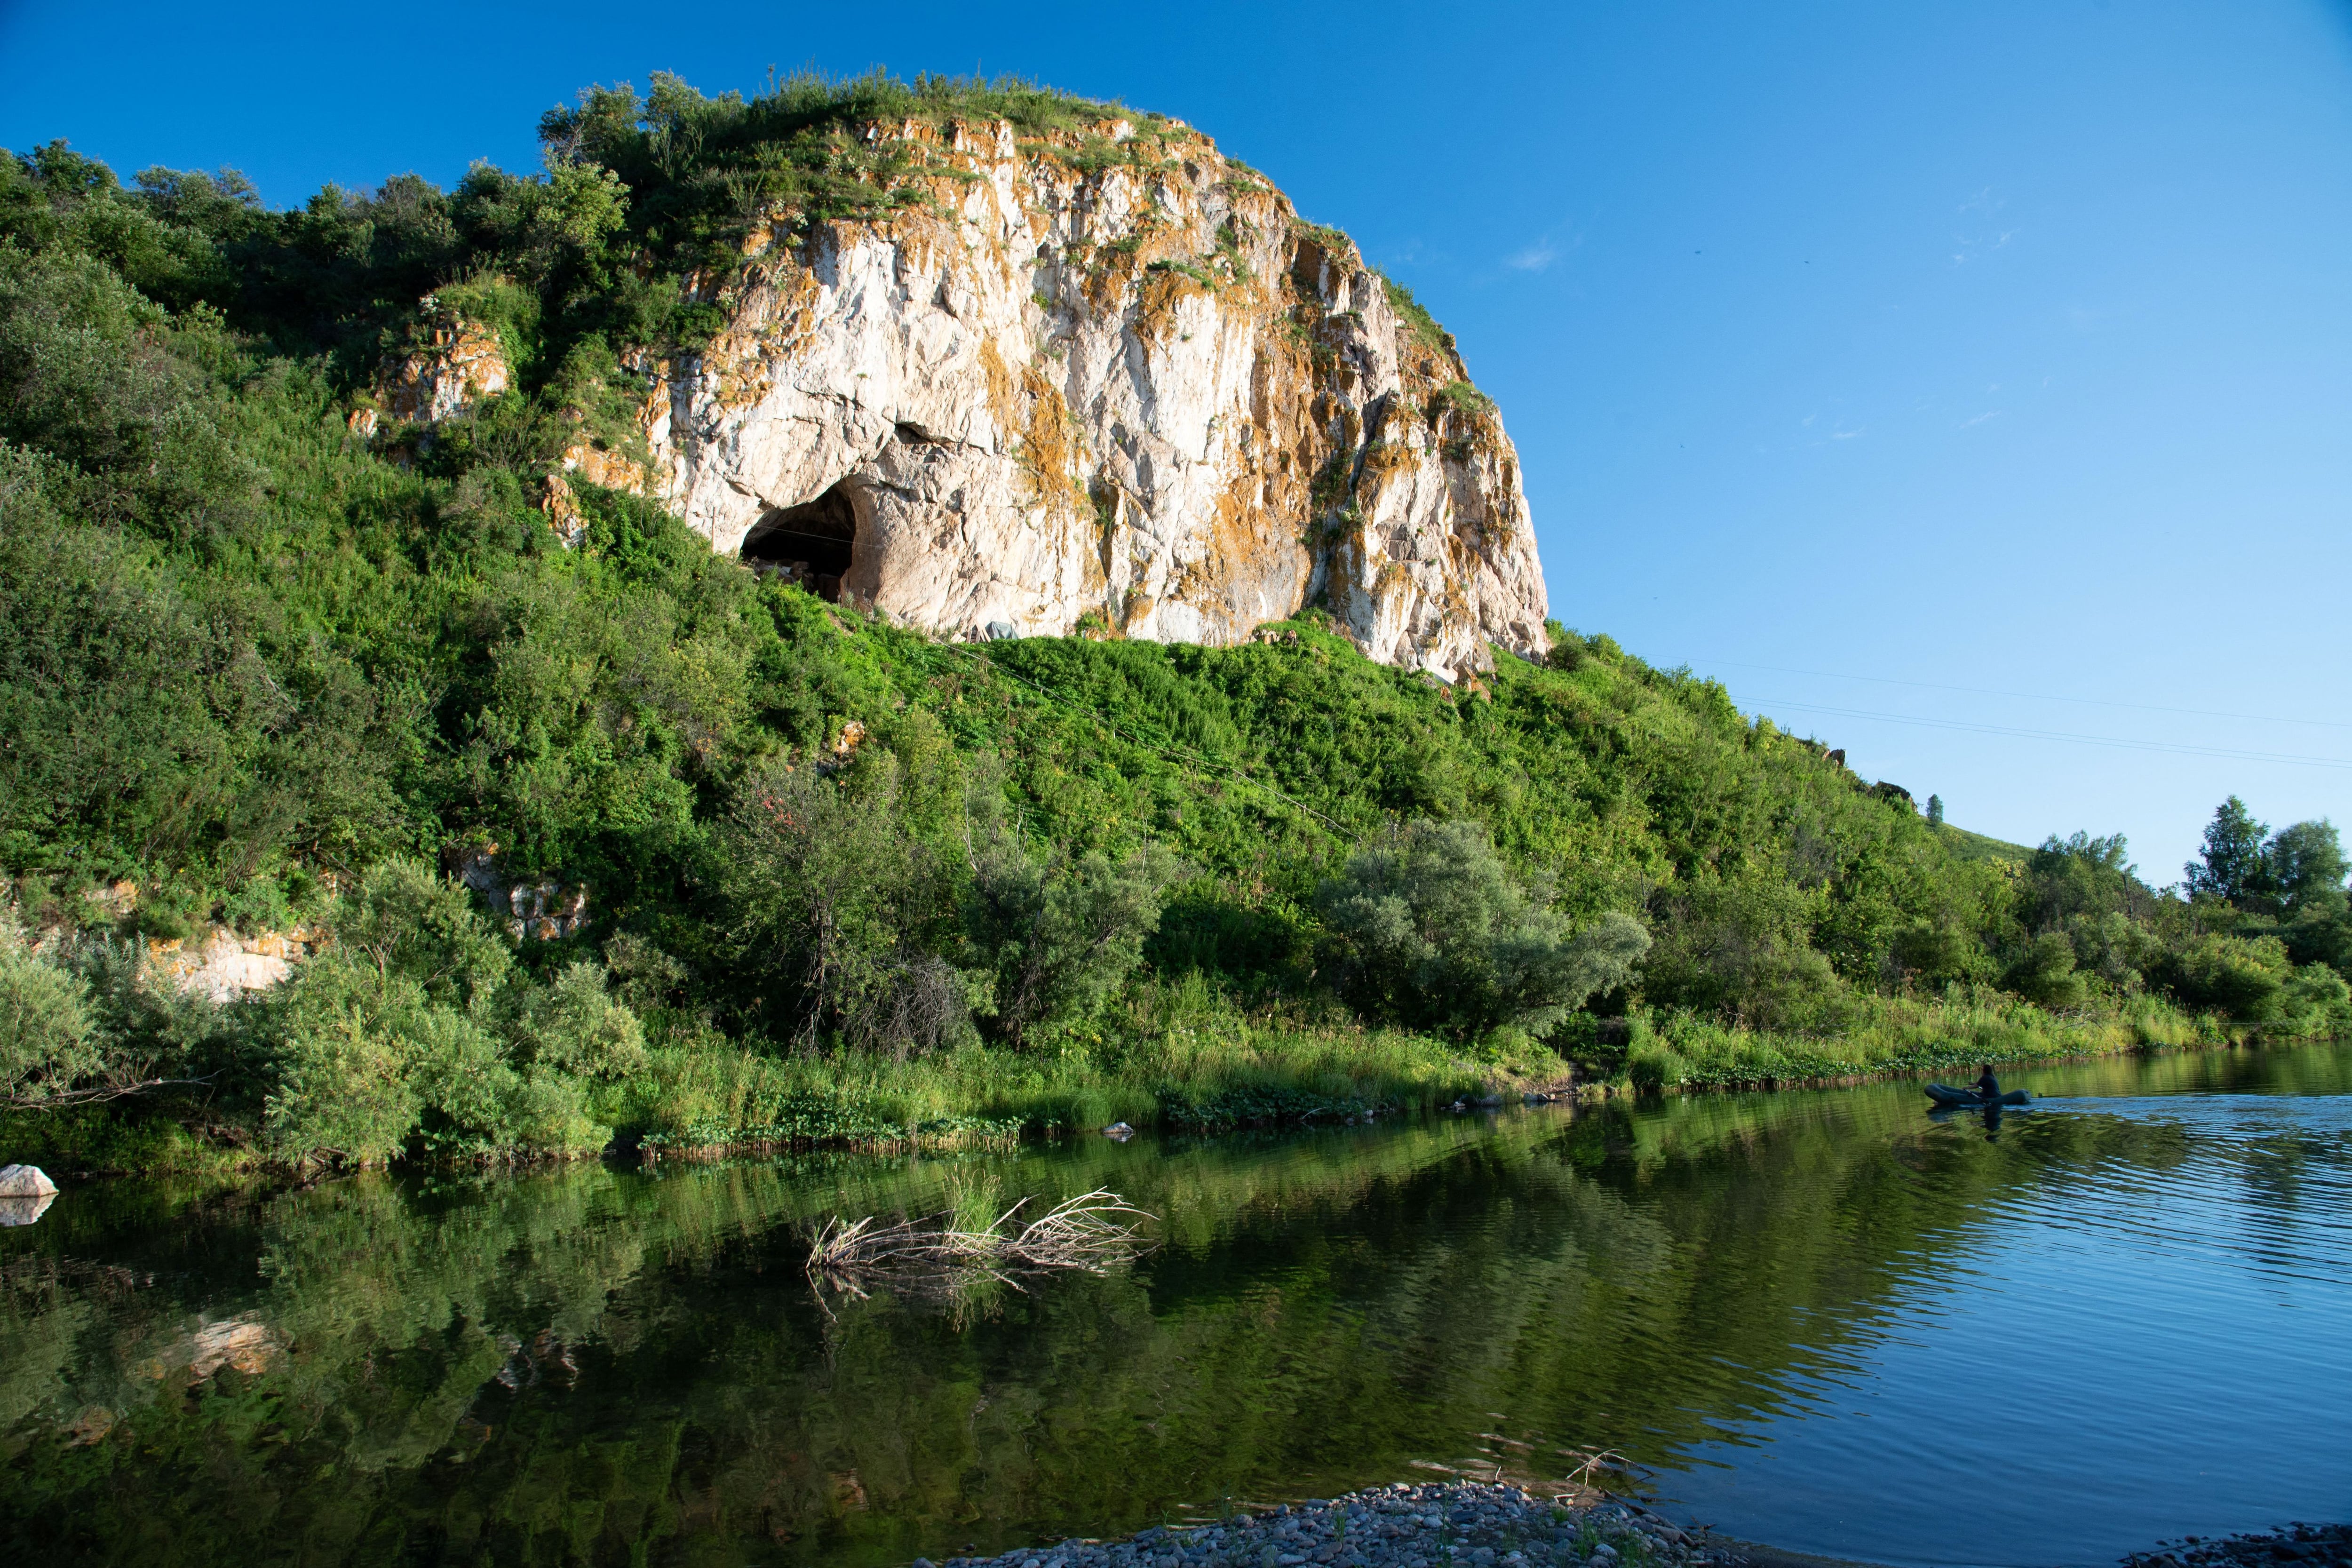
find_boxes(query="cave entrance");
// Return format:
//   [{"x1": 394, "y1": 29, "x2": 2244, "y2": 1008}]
[{"x1": 741, "y1": 481, "x2": 860, "y2": 602}]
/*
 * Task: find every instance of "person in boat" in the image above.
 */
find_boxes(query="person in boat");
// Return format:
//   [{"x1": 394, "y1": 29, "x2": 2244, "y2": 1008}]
[{"x1": 1974, "y1": 1064, "x2": 2002, "y2": 1102}]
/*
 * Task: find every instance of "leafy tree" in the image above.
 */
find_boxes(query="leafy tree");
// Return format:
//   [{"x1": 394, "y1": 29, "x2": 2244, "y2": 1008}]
[
  {"x1": 0, "y1": 918, "x2": 219, "y2": 1107},
  {"x1": 2262, "y1": 819, "x2": 2347, "y2": 919},
  {"x1": 966, "y1": 828, "x2": 1182, "y2": 1050},
  {"x1": 2151, "y1": 932, "x2": 2292, "y2": 1021},
  {"x1": 1640, "y1": 877, "x2": 1837, "y2": 1030},
  {"x1": 335, "y1": 858, "x2": 515, "y2": 1011},
  {"x1": 1925, "y1": 794, "x2": 1944, "y2": 828},
  {"x1": 510, "y1": 961, "x2": 647, "y2": 1080},
  {"x1": 2004, "y1": 931, "x2": 2088, "y2": 1010},
  {"x1": 1318, "y1": 820, "x2": 1649, "y2": 1038},
  {"x1": 2186, "y1": 796, "x2": 2270, "y2": 905},
  {"x1": 717, "y1": 752, "x2": 962, "y2": 1056},
  {"x1": 0, "y1": 923, "x2": 102, "y2": 1106},
  {"x1": 2025, "y1": 832, "x2": 2148, "y2": 929}
]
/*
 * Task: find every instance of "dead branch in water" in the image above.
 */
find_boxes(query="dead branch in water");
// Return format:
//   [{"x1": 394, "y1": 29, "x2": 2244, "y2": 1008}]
[{"x1": 804, "y1": 1189, "x2": 1153, "y2": 1293}]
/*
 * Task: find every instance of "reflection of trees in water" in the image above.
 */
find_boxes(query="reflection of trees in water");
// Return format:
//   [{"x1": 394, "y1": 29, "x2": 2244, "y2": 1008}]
[{"x1": 3, "y1": 1048, "x2": 2345, "y2": 1564}]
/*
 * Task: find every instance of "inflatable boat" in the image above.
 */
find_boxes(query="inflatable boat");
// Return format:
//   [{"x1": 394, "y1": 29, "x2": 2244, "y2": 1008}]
[{"x1": 1926, "y1": 1083, "x2": 2030, "y2": 1108}]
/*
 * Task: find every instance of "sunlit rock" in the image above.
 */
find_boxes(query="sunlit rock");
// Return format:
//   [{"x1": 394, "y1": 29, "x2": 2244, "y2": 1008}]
[{"x1": 631, "y1": 120, "x2": 1549, "y2": 679}]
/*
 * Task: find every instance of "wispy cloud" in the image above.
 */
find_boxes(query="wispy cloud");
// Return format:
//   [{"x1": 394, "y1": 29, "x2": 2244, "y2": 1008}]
[
  {"x1": 1951, "y1": 187, "x2": 2018, "y2": 265},
  {"x1": 1502, "y1": 219, "x2": 1583, "y2": 275},
  {"x1": 1960, "y1": 410, "x2": 2003, "y2": 428},
  {"x1": 1802, "y1": 413, "x2": 1865, "y2": 443}
]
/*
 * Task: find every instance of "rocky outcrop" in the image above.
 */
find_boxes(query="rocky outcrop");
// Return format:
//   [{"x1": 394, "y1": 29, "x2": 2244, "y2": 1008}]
[
  {"x1": 633, "y1": 118, "x2": 1549, "y2": 678},
  {"x1": 350, "y1": 298, "x2": 511, "y2": 437},
  {"x1": 452, "y1": 847, "x2": 591, "y2": 942},
  {"x1": 147, "y1": 926, "x2": 320, "y2": 1003}
]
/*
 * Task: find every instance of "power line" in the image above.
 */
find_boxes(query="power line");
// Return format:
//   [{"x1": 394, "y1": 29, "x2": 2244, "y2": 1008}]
[
  {"x1": 1751, "y1": 696, "x2": 2352, "y2": 772},
  {"x1": 1696, "y1": 657, "x2": 2352, "y2": 732}
]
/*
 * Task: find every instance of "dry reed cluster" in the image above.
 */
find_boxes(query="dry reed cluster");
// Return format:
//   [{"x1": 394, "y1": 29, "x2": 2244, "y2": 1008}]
[{"x1": 804, "y1": 1188, "x2": 1153, "y2": 1297}]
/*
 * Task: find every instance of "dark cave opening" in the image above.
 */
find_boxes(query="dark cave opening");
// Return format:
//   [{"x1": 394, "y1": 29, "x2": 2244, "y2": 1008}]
[{"x1": 740, "y1": 482, "x2": 859, "y2": 601}]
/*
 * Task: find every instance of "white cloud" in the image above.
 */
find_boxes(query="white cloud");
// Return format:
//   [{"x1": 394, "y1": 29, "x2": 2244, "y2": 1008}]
[
  {"x1": 1961, "y1": 410, "x2": 2003, "y2": 428},
  {"x1": 1506, "y1": 240, "x2": 1559, "y2": 272}
]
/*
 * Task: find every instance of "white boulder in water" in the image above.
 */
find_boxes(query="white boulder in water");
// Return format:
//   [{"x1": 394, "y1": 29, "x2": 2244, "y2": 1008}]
[{"x1": 0, "y1": 1164, "x2": 57, "y2": 1197}]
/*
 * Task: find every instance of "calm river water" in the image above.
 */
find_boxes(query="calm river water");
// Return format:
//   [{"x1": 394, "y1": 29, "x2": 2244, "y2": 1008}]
[{"x1": 3, "y1": 1044, "x2": 2347, "y2": 1567}]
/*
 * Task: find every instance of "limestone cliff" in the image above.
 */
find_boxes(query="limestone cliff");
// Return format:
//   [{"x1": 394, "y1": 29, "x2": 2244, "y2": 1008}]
[{"x1": 394, "y1": 115, "x2": 1552, "y2": 678}]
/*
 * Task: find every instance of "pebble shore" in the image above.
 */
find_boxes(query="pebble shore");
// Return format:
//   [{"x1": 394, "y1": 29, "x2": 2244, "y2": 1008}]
[
  {"x1": 2124, "y1": 1525, "x2": 2352, "y2": 1568},
  {"x1": 921, "y1": 1481, "x2": 1736, "y2": 1568}
]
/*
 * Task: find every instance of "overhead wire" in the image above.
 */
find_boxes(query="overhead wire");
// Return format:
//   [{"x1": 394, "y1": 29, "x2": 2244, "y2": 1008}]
[
  {"x1": 1694, "y1": 657, "x2": 2352, "y2": 732},
  {"x1": 1747, "y1": 696, "x2": 2352, "y2": 772}
]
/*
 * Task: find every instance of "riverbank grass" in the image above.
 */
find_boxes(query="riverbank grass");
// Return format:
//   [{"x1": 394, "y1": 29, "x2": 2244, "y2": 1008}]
[
  {"x1": 1624, "y1": 991, "x2": 2217, "y2": 1090},
  {"x1": 625, "y1": 1007, "x2": 1555, "y2": 1156}
]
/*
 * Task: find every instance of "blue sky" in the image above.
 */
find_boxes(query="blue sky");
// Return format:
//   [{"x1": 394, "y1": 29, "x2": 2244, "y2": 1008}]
[{"x1": 7, "y1": 0, "x2": 2350, "y2": 880}]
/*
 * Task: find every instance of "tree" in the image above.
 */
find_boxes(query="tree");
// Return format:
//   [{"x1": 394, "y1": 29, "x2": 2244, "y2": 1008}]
[
  {"x1": 0, "y1": 926, "x2": 103, "y2": 1106},
  {"x1": 2263, "y1": 820, "x2": 2347, "y2": 919},
  {"x1": 718, "y1": 751, "x2": 963, "y2": 1057},
  {"x1": 964, "y1": 790, "x2": 1182, "y2": 1049},
  {"x1": 2186, "y1": 796, "x2": 2270, "y2": 905},
  {"x1": 1925, "y1": 794, "x2": 1944, "y2": 829},
  {"x1": 1317, "y1": 820, "x2": 1650, "y2": 1038},
  {"x1": 2026, "y1": 832, "x2": 2145, "y2": 928}
]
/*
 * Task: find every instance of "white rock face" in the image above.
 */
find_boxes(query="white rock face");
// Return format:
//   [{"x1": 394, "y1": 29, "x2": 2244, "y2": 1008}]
[
  {"x1": 0, "y1": 1164, "x2": 58, "y2": 1198},
  {"x1": 634, "y1": 119, "x2": 1550, "y2": 678},
  {"x1": 148, "y1": 927, "x2": 316, "y2": 1003}
]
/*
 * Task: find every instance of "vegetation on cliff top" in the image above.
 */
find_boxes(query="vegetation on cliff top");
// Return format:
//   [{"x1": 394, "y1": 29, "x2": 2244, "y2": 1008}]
[{"x1": 2, "y1": 81, "x2": 2348, "y2": 1171}]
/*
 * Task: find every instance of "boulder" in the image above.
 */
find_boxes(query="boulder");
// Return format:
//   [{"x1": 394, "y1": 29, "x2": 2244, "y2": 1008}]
[{"x1": 0, "y1": 1163, "x2": 58, "y2": 1197}]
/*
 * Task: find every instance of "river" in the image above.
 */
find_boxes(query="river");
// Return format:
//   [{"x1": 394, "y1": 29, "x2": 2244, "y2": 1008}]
[{"x1": 3, "y1": 1043, "x2": 2347, "y2": 1567}]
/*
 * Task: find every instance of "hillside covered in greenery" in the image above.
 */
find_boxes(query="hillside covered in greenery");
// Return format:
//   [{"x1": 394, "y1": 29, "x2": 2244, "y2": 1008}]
[{"x1": 3, "y1": 73, "x2": 2347, "y2": 1172}]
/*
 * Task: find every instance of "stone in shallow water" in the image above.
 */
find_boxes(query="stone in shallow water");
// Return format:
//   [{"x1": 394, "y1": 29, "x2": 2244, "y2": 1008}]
[
  {"x1": 0, "y1": 1193, "x2": 55, "y2": 1226},
  {"x1": 0, "y1": 1163, "x2": 57, "y2": 1197}
]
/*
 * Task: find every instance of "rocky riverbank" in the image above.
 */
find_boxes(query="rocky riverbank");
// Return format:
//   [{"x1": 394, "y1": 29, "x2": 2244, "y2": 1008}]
[
  {"x1": 2124, "y1": 1525, "x2": 2352, "y2": 1568},
  {"x1": 918, "y1": 1481, "x2": 1734, "y2": 1568}
]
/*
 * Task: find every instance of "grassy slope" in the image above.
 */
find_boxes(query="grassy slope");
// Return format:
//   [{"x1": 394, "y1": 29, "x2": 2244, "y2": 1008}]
[{"x1": 1939, "y1": 826, "x2": 2033, "y2": 866}]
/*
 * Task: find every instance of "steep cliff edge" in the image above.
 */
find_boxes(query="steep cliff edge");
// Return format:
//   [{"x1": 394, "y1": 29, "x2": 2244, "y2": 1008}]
[
  {"x1": 646, "y1": 119, "x2": 1544, "y2": 676},
  {"x1": 384, "y1": 107, "x2": 1549, "y2": 678}
]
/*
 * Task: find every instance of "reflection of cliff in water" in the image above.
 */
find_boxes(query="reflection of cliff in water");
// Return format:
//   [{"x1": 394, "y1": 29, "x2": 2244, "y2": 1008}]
[{"x1": 2, "y1": 1044, "x2": 2345, "y2": 1565}]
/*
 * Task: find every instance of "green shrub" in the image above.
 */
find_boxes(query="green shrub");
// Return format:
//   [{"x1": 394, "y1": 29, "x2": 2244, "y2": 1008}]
[
  {"x1": 967, "y1": 821, "x2": 1182, "y2": 1049},
  {"x1": 1317, "y1": 820, "x2": 1648, "y2": 1038},
  {"x1": 0, "y1": 925, "x2": 100, "y2": 1105},
  {"x1": 334, "y1": 858, "x2": 514, "y2": 1009},
  {"x1": 258, "y1": 954, "x2": 429, "y2": 1165},
  {"x1": 718, "y1": 751, "x2": 963, "y2": 1055},
  {"x1": 512, "y1": 961, "x2": 647, "y2": 1079},
  {"x1": 2005, "y1": 931, "x2": 2089, "y2": 1010},
  {"x1": 2152, "y1": 933, "x2": 2292, "y2": 1022},
  {"x1": 1626, "y1": 1043, "x2": 1687, "y2": 1093}
]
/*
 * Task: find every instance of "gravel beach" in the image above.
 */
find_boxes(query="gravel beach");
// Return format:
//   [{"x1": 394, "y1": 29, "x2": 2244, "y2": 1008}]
[
  {"x1": 921, "y1": 1481, "x2": 1736, "y2": 1568},
  {"x1": 2123, "y1": 1525, "x2": 2352, "y2": 1568}
]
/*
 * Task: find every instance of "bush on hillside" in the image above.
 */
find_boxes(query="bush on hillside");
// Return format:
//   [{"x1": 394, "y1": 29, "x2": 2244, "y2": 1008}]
[
  {"x1": 0, "y1": 924, "x2": 102, "y2": 1106},
  {"x1": 1317, "y1": 820, "x2": 1649, "y2": 1039},
  {"x1": 718, "y1": 750, "x2": 965, "y2": 1057},
  {"x1": 967, "y1": 831, "x2": 1184, "y2": 1049}
]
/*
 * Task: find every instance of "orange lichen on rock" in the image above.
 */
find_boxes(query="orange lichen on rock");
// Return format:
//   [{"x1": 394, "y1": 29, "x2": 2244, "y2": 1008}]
[
  {"x1": 371, "y1": 302, "x2": 510, "y2": 427},
  {"x1": 624, "y1": 112, "x2": 1548, "y2": 680}
]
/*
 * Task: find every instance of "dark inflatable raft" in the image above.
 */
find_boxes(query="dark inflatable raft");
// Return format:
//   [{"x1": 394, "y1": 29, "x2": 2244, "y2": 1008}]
[{"x1": 1926, "y1": 1083, "x2": 2030, "y2": 1107}]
